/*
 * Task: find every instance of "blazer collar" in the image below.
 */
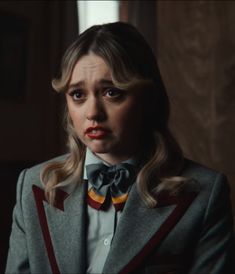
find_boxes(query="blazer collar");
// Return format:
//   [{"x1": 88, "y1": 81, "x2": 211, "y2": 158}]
[
  {"x1": 33, "y1": 182, "x2": 87, "y2": 274},
  {"x1": 33, "y1": 178, "x2": 198, "y2": 274},
  {"x1": 102, "y1": 183, "x2": 198, "y2": 274}
]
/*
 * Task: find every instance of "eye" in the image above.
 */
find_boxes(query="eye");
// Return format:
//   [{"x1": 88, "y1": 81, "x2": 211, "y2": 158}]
[
  {"x1": 68, "y1": 90, "x2": 84, "y2": 101},
  {"x1": 105, "y1": 87, "x2": 124, "y2": 98}
]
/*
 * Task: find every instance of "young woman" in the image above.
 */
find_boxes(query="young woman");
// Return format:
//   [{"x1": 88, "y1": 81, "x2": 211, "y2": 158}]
[{"x1": 6, "y1": 22, "x2": 234, "y2": 274}]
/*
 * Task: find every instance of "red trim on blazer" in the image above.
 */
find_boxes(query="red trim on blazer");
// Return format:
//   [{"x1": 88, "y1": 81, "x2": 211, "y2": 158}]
[
  {"x1": 120, "y1": 191, "x2": 198, "y2": 274},
  {"x1": 113, "y1": 201, "x2": 125, "y2": 211},
  {"x1": 32, "y1": 185, "x2": 69, "y2": 274},
  {"x1": 87, "y1": 193, "x2": 126, "y2": 211},
  {"x1": 87, "y1": 193, "x2": 103, "y2": 210}
]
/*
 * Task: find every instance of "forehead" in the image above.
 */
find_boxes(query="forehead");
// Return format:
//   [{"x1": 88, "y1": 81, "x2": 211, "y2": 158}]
[{"x1": 70, "y1": 53, "x2": 112, "y2": 84}]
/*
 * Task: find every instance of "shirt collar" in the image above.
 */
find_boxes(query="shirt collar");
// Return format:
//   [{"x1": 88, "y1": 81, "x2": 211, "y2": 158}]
[{"x1": 83, "y1": 148, "x2": 137, "y2": 180}]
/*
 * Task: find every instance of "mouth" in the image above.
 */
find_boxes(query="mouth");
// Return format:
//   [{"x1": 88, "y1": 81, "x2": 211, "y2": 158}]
[{"x1": 85, "y1": 126, "x2": 111, "y2": 139}]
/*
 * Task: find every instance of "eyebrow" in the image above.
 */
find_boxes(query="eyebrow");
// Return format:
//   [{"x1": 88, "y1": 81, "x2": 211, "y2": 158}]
[
  {"x1": 99, "y1": 79, "x2": 114, "y2": 85},
  {"x1": 68, "y1": 79, "x2": 114, "y2": 90}
]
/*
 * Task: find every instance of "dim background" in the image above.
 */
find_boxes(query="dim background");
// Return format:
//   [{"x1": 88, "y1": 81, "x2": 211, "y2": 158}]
[{"x1": 1, "y1": 0, "x2": 235, "y2": 272}]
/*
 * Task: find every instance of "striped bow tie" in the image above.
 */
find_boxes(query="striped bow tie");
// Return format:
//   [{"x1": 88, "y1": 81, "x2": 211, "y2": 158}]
[{"x1": 86, "y1": 163, "x2": 136, "y2": 211}]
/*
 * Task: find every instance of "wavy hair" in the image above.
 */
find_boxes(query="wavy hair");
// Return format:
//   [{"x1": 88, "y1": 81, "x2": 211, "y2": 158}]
[{"x1": 41, "y1": 22, "x2": 186, "y2": 207}]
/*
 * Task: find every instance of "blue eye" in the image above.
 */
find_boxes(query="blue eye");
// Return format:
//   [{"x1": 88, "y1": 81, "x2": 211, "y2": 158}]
[
  {"x1": 105, "y1": 88, "x2": 123, "y2": 98},
  {"x1": 69, "y1": 90, "x2": 83, "y2": 101}
]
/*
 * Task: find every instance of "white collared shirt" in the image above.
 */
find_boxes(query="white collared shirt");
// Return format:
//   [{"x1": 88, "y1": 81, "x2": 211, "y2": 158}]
[{"x1": 84, "y1": 149, "x2": 136, "y2": 274}]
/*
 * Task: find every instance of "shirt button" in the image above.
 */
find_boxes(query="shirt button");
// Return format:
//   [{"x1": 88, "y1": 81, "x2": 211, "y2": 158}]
[{"x1": 104, "y1": 238, "x2": 110, "y2": 246}]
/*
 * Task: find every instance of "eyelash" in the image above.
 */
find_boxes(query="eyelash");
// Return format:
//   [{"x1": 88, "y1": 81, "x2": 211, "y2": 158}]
[
  {"x1": 68, "y1": 88, "x2": 124, "y2": 102},
  {"x1": 68, "y1": 90, "x2": 84, "y2": 101},
  {"x1": 104, "y1": 88, "x2": 124, "y2": 98}
]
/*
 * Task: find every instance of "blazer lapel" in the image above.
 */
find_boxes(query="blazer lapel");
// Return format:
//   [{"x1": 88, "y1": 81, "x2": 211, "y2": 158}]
[
  {"x1": 102, "y1": 183, "x2": 197, "y2": 274},
  {"x1": 33, "y1": 181, "x2": 87, "y2": 274}
]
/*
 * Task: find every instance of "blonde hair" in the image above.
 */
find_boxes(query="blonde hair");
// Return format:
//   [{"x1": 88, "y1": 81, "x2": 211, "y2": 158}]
[{"x1": 41, "y1": 22, "x2": 186, "y2": 207}]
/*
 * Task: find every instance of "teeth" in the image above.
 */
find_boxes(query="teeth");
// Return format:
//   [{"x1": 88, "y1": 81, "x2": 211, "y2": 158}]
[{"x1": 91, "y1": 130, "x2": 98, "y2": 133}]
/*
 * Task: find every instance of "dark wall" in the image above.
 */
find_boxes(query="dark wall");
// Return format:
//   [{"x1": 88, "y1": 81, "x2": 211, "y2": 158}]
[
  {"x1": 121, "y1": 0, "x2": 235, "y2": 226},
  {"x1": 0, "y1": 1, "x2": 78, "y2": 272},
  {"x1": 156, "y1": 1, "x2": 235, "y2": 223}
]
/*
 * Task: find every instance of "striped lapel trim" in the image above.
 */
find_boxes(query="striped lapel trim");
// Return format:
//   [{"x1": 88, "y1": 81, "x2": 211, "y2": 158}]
[
  {"x1": 119, "y1": 191, "x2": 198, "y2": 274},
  {"x1": 32, "y1": 185, "x2": 69, "y2": 274}
]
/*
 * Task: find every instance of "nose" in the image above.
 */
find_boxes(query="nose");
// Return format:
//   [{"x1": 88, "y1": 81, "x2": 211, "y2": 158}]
[{"x1": 86, "y1": 96, "x2": 106, "y2": 122}]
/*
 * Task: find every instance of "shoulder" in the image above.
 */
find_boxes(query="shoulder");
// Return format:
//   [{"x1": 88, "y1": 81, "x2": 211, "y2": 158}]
[
  {"x1": 181, "y1": 159, "x2": 230, "y2": 204},
  {"x1": 181, "y1": 158, "x2": 227, "y2": 185},
  {"x1": 182, "y1": 158, "x2": 222, "y2": 179},
  {"x1": 24, "y1": 154, "x2": 69, "y2": 179},
  {"x1": 16, "y1": 154, "x2": 69, "y2": 197}
]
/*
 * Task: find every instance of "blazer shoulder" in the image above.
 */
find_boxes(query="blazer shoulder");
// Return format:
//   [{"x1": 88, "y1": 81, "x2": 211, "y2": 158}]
[
  {"x1": 182, "y1": 158, "x2": 221, "y2": 175},
  {"x1": 26, "y1": 153, "x2": 69, "y2": 177},
  {"x1": 18, "y1": 154, "x2": 69, "y2": 196},
  {"x1": 181, "y1": 158, "x2": 228, "y2": 191}
]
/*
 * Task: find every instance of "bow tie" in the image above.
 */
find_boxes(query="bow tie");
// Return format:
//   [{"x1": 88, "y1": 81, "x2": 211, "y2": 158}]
[{"x1": 86, "y1": 163, "x2": 136, "y2": 211}]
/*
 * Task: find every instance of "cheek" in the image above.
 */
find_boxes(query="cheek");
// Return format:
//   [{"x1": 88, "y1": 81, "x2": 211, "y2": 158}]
[
  {"x1": 113, "y1": 104, "x2": 144, "y2": 133},
  {"x1": 67, "y1": 100, "x2": 81, "y2": 123},
  {"x1": 71, "y1": 114, "x2": 83, "y2": 131},
  {"x1": 67, "y1": 106, "x2": 83, "y2": 133}
]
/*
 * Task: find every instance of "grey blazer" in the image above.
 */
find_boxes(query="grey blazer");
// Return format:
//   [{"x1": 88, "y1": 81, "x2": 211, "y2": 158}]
[{"x1": 5, "y1": 156, "x2": 235, "y2": 274}]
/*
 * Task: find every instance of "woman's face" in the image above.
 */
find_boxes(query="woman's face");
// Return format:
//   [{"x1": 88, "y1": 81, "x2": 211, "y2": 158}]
[{"x1": 66, "y1": 53, "x2": 145, "y2": 164}]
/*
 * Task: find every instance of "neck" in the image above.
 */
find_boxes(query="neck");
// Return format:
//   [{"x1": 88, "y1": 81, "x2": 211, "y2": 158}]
[{"x1": 95, "y1": 152, "x2": 134, "y2": 165}]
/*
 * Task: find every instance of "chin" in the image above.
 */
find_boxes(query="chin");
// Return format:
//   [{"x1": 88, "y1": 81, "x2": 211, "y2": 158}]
[{"x1": 87, "y1": 144, "x2": 112, "y2": 154}]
